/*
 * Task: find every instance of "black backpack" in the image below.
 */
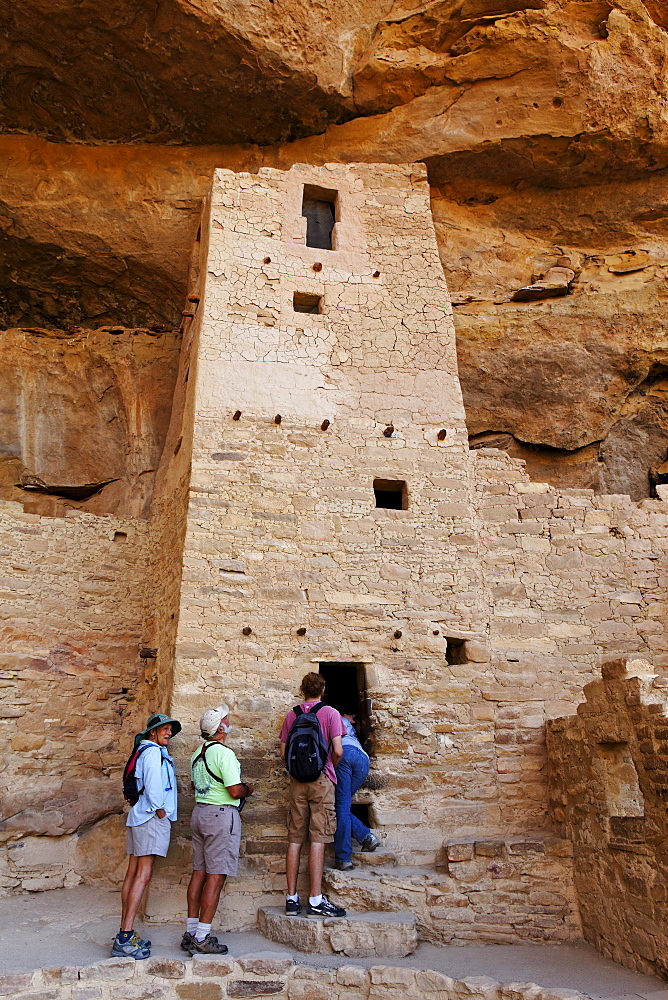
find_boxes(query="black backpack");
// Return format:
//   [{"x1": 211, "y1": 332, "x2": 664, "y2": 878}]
[
  {"x1": 122, "y1": 743, "x2": 152, "y2": 805},
  {"x1": 285, "y1": 702, "x2": 329, "y2": 783}
]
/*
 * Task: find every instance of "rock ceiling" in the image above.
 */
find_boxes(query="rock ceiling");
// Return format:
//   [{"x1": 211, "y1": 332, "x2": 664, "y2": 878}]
[{"x1": 0, "y1": 0, "x2": 667, "y2": 499}]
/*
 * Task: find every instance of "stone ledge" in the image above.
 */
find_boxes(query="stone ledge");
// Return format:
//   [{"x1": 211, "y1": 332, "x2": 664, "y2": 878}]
[
  {"x1": 256, "y1": 906, "x2": 418, "y2": 958},
  {"x1": 0, "y1": 956, "x2": 594, "y2": 1000}
]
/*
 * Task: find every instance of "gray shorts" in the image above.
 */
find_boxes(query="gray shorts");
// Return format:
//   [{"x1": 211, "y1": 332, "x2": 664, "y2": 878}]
[
  {"x1": 191, "y1": 803, "x2": 241, "y2": 875},
  {"x1": 126, "y1": 814, "x2": 171, "y2": 857}
]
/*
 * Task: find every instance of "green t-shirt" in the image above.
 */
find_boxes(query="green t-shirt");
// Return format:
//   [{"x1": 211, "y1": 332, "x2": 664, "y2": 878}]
[{"x1": 190, "y1": 741, "x2": 241, "y2": 806}]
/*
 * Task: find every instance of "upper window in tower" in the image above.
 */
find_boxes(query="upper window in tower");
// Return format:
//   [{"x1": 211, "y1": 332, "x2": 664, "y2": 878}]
[{"x1": 302, "y1": 185, "x2": 337, "y2": 250}]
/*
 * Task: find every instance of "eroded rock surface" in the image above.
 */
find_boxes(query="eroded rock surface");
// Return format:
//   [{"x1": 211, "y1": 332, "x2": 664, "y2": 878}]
[
  {"x1": 432, "y1": 173, "x2": 668, "y2": 497},
  {"x1": 0, "y1": 327, "x2": 181, "y2": 517}
]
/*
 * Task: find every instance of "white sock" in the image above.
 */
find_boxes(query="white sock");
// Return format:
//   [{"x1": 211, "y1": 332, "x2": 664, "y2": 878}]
[
  {"x1": 186, "y1": 918, "x2": 198, "y2": 935},
  {"x1": 309, "y1": 895, "x2": 322, "y2": 906},
  {"x1": 195, "y1": 921, "x2": 211, "y2": 942},
  {"x1": 286, "y1": 893, "x2": 299, "y2": 902}
]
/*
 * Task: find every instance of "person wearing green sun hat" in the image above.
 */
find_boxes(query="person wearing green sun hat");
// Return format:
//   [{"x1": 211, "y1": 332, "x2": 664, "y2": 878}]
[
  {"x1": 112, "y1": 712, "x2": 182, "y2": 960},
  {"x1": 133, "y1": 712, "x2": 182, "y2": 749}
]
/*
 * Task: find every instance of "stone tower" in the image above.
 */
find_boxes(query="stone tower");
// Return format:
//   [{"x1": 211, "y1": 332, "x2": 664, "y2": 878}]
[
  {"x1": 165, "y1": 162, "x2": 497, "y2": 921},
  {"x1": 161, "y1": 162, "x2": 667, "y2": 940}
]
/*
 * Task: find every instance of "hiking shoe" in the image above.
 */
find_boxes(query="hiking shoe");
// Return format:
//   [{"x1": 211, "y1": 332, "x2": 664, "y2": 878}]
[
  {"x1": 188, "y1": 934, "x2": 228, "y2": 955},
  {"x1": 111, "y1": 931, "x2": 151, "y2": 950},
  {"x1": 334, "y1": 860, "x2": 356, "y2": 871},
  {"x1": 361, "y1": 833, "x2": 380, "y2": 852},
  {"x1": 307, "y1": 894, "x2": 346, "y2": 918},
  {"x1": 285, "y1": 897, "x2": 302, "y2": 915},
  {"x1": 181, "y1": 932, "x2": 195, "y2": 952},
  {"x1": 182, "y1": 931, "x2": 220, "y2": 951},
  {"x1": 111, "y1": 934, "x2": 150, "y2": 960}
]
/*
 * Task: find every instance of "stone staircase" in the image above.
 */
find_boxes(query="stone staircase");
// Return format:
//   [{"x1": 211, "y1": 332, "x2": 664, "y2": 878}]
[
  {"x1": 256, "y1": 834, "x2": 582, "y2": 958},
  {"x1": 328, "y1": 834, "x2": 581, "y2": 946}
]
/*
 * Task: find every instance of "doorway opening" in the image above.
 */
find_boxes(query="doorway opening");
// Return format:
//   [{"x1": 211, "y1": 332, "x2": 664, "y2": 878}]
[
  {"x1": 319, "y1": 661, "x2": 372, "y2": 751},
  {"x1": 351, "y1": 803, "x2": 372, "y2": 829}
]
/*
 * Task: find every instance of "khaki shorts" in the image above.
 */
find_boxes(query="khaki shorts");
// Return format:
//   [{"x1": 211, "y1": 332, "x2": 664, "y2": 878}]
[
  {"x1": 126, "y1": 814, "x2": 171, "y2": 857},
  {"x1": 191, "y1": 803, "x2": 241, "y2": 875},
  {"x1": 287, "y1": 774, "x2": 336, "y2": 845}
]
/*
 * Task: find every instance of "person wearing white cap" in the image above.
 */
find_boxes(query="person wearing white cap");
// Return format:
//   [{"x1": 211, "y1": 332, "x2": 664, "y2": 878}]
[{"x1": 181, "y1": 704, "x2": 254, "y2": 956}]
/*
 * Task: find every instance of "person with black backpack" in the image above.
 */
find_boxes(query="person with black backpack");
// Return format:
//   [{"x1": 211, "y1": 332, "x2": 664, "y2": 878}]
[
  {"x1": 279, "y1": 672, "x2": 347, "y2": 918},
  {"x1": 113, "y1": 712, "x2": 181, "y2": 960}
]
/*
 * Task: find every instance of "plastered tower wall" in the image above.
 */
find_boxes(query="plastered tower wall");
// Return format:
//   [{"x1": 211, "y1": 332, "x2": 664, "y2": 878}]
[{"x1": 167, "y1": 161, "x2": 501, "y2": 914}]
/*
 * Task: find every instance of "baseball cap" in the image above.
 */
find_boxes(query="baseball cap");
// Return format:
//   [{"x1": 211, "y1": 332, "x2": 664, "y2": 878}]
[{"x1": 199, "y1": 704, "x2": 230, "y2": 737}]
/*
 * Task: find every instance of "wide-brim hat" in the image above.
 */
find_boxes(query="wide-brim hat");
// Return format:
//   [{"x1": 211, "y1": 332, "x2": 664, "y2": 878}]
[{"x1": 134, "y1": 712, "x2": 182, "y2": 748}]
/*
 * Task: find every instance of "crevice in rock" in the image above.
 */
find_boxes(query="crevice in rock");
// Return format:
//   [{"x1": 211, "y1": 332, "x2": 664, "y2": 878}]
[{"x1": 16, "y1": 477, "x2": 118, "y2": 501}]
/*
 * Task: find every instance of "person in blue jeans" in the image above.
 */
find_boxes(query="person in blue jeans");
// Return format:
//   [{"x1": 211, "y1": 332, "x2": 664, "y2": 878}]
[{"x1": 333, "y1": 714, "x2": 380, "y2": 870}]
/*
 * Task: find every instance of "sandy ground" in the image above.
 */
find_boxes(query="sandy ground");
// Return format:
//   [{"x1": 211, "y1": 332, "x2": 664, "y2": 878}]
[{"x1": 0, "y1": 885, "x2": 667, "y2": 1000}]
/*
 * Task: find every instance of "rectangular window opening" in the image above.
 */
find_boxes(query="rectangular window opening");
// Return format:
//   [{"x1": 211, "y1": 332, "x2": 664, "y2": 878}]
[
  {"x1": 373, "y1": 478, "x2": 407, "y2": 510},
  {"x1": 446, "y1": 638, "x2": 467, "y2": 665},
  {"x1": 319, "y1": 661, "x2": 372, "y2": 751},
  {"x1": 293, "y1": 291, "x2": 322, "y2": 315},
  {"x1": 302, "y1": 184, "x2": 337, "y2": 250}
]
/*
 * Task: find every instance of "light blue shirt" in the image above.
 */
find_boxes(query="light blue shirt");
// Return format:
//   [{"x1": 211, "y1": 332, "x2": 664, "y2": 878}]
[
  {"x1": 341, "y1": 718, "x2": 369, "y2": 762},
  {"x1": 127, "y1": 741, "x2": 177, "y2": 827}
]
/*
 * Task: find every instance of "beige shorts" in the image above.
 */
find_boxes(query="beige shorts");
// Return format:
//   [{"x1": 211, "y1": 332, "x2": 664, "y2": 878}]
[
  {"x1": 191, "y1": 803, "x2": 241, "y2": 875},
  {"x1": 126, "y1": 814, "x2": 171, "y2": 857},
  {"x1": 287, "y1": 774, "x2": 336, "y2": 845}
]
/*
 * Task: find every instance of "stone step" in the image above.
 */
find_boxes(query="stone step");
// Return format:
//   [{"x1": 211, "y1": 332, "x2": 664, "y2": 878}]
[
  {"x1": 257, "y1": 906, "x2": 418, "y2": 958},
  {"x1": 350, "y1": 848, "x2": 397, "y2": 867}
]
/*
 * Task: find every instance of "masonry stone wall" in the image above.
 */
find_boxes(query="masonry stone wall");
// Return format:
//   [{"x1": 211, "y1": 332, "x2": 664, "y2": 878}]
[
  {"x1": 163, "y1": 162, "x2": 668, "y2": 944},
  {"x1": 547, "y1": 657, "x2": 668, "y2": 980},
  {"x1": 165, "y1": 161, "x2": 493, "y2": 929},
  {"x1": 472, "y1": 450, "x2": 668, "y2": 835},
  {"x1": 0, "y1": 502, "x2": 152, "y2": 892},
  {"x1": 0, "y1": 954, "x2": 591, "y2": 1000}
]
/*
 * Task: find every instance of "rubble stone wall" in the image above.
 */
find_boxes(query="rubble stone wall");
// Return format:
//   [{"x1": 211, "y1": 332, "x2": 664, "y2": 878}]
[
  {"x1": 0, "y1": 501, "x2": 152, "y2": 892},
  {"x1": 547, "y1": 658, "x2": 668, "y2": 980},
  {"x1": 323, "y1": 834, "x2": 581, "y2": 945},
  {"x1": 0, "y1": 954, "x2": 591, "y2": 1000},
  {"x1": 473, "y1": 449, "x2": 668, "y2": 834}
]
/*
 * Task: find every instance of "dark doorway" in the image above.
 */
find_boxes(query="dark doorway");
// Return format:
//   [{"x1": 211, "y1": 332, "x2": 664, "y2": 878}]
[
  {"x1": 302, "y1": 185, "x2": 337, "y2": 250},
  {"x1": 319, "y1": 661, "x2": 372, "y2": 751},
  {"x1": 373, "y1": 478, "x2": 407, "y2": 510},
  {"x1": 351, "y1": 803, "x2": 372, "y2": 829}
]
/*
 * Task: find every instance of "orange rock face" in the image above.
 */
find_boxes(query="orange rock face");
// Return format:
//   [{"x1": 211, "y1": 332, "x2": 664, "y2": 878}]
[
  {"x1": 0, "y1": 326, "x2": 181, "y2": 517},
  {"x1": 1, "y1": 2, "x2": 667, "y2": 495}
]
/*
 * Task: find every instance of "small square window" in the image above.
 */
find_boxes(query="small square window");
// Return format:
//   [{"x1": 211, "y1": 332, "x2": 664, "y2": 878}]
[
  {"x1": 446, "y1": 638, "x2": 466, "y2": 665},
  {"x1": 293, "y1": 291, "x2": 322, "y2": 314},
  {"x1": 302, "y1": 184, "x2": 337, "y2": 250},
  {"x1": 373, "y1": 479, "x2": 407, "y2": 510}
]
